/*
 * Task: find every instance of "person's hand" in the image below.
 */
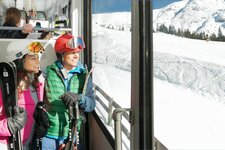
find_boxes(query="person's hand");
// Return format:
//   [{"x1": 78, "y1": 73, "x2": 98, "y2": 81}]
[
  {"x1": 7, "y1": 106, "x2": 27, "y2": 135},
  {"x1": 59, "y1": 92, "x2": 81, "y2": 107},
  {"x1": 36, "y1": 124, "x2": 48, "y2": 138},
  {"x1": 33, "y1": 101, "x2": 49, "y2": 138},
  {"x1": 22, "y1": 23, "x2": 33, "y2": 33},
  {"x1": 33, "y1": 102, "x2": 49, "y2": 128}
]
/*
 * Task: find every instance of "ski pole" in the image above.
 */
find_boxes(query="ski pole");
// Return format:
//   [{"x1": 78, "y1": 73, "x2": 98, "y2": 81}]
[
  {"x1": 64, "y1": 103, "x2": 77, "y2": 150},
  {"x1": 63, "y1": 66, "x2": 93, "y2": 150}
]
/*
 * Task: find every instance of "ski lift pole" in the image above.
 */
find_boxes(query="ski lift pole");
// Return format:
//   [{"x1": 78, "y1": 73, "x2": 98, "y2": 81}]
[{"x1": 82, "y1": 65, "x2": 93, "y2": 95}]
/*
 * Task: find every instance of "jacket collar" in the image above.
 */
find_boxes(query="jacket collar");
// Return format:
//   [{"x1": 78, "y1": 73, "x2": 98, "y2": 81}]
[{"x1": 54, "y1": 60, "x2": 84, "y2": 74}]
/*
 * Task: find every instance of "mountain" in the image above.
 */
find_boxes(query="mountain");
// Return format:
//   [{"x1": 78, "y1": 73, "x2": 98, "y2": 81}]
[{"x1": 153, "y1": 0, "x2": 225, "y2": 36}]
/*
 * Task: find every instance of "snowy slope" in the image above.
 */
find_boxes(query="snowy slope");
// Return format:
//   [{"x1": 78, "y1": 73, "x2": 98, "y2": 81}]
[
  {"x1": 154, "y1": 32, "x2": 225, "y2": 149},
  {"x1": 92, "y1": 12, "x2": 131, "y2": 71},
  {"x1": 154, "y1": 78, "x2": 225, "y2": 149},
  {"x1": 153, "y1": 0, "x2": 225, "y2": 35}
]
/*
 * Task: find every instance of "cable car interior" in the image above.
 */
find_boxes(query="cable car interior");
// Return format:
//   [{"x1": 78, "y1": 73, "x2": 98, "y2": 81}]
[{"x1": 0, "y1": 0, "x2": 153, "y2": 150}]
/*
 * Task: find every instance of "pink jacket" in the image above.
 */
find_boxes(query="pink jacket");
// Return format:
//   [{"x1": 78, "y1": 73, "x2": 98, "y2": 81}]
[{"x1": 0, "y1": 82, "x2": 44, "y2": 147}]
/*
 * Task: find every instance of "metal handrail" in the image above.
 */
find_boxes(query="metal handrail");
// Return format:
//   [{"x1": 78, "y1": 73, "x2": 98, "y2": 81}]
[
  {"x1": 0, "y1": 26, "x2": 72, "y2": 32},
  {"x1": 93, "y1": 83, "x2": 168, "y2": 150},
  {"x1": 93, "y1": 84, "x2": 131, "y2": 150},
  {"x1": 113, "y1": 108, "x2": 133, "y2": 150},
  {"x1": 94, "y1": 84, "x2": 130, "y2": 121}
]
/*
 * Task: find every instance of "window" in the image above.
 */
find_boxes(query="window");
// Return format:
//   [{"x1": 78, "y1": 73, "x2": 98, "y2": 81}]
[
  {"x1": 153, "y1": 0, "x2": 225, "y2": 149},
  {"x1": 20, "y1": 10, "x2": 27, "y2": 19},
  {"x1": 92, "y1": 0, "x2": 131, "y2": 149},
  {"x1": 29, "y1": 11, "x2": 46, "y2": 20}
]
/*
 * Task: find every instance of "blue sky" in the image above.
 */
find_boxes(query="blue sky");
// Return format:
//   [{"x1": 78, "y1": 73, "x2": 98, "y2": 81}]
[
  {"x1": 153, "y1": 0, "x2": 182, "y2": 9},
  {"x1": 92, "y1": 0, "x2": 131, "y2": 14},
  {"x1": 92, "y1": 0, "x2": 181, "y2": 13}
]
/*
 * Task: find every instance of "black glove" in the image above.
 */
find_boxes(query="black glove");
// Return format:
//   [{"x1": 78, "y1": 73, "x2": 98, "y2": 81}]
[
  {"x1": 33, "y1": 101, "x2": 49, "y2": 138},
  {"x1": 36, "y1": 124, "x2": 48, "y2": 138},
  {"x1": 33, "y1": 102, "x2": 48, "y2": 124},
  {"x1": 7, "y1": 106, "x2": 27, "y2": 135},
  {"x1": 59, "y1": 92, "x2": 82, "y2": 107}
]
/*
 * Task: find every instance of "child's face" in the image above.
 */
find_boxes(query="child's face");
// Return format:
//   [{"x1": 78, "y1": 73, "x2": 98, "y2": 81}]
[
  {"x1": 23, "y1": 54, "x2": 40, "y2": 73},
  {"x1": 62, "y1": 51, "x2": 80, "y2": 70}
]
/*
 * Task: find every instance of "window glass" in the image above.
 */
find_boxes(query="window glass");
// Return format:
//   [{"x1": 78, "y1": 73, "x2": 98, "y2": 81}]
[
  {"x1": 153, "y1": 0, "x2": 225, "y2": 149},
  {"x1": 20, "y1": 10, "x2": 27, "y2": 19},
  {"x1": 29, "y1": 11, "x2": 46, "y2": 20},
  {"x1": 36, "y1": 12, "x2": 46, "y2": 20},
  {"x1": 92, "y1": 0, "x2": 131, "y2": 149}
]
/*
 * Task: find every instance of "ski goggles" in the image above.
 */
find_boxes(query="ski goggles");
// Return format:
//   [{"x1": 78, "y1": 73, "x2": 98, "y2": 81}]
[
  {"x1": 66, "y1": 37, "x2": 85, "y2": 51},
  {"x1": 27, "y1": 42, "x2": 45, "y2": 55}
]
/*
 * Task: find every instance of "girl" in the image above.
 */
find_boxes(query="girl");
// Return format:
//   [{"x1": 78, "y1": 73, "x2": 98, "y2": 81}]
[{"x1": 0, "y1": 40, "x2": 45, "y2": 150}]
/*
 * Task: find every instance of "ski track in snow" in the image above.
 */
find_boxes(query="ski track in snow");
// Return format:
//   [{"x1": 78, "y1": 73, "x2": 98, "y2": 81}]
[{"x1": 154, "y1": 52, "x2": 225, "y2": 103}]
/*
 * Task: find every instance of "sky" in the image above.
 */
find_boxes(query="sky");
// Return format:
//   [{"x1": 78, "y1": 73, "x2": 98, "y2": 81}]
[
  {"x1": 91, "y1": 11, "x2": 225, "y2": 149},
  {"x1": 91, "y1": 0, "x2": 182, "y2": 13},
  {"x1": 153, "y1": 0, "x2": 182, "y2": 9},
  {"x1": 92, "y1": 0, "x2": 131, "y2": 14}
]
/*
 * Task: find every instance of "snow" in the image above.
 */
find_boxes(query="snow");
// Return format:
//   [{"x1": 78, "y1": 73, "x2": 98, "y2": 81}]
[
  {"x1": 153, "y1": 0, "x2": 225, "y2": 35},
  {"x1": 92, "y1": 10, "x2": 225, "y2": 149},
  {"x1": 93, "y1": 64, "x2": 131, "y2": 108},
  {"x1": 154, "y1": 33, "x2": 225, "y2": 66},
  {"x1": 92, "y1": 12, "x2": 131, "y2": 72},
  {"x1": 154, "y1": 32, "x2": 225, "y2": 149},
  {"x1": 154, "y1": 78, "x2": 225, "y2": 149}
]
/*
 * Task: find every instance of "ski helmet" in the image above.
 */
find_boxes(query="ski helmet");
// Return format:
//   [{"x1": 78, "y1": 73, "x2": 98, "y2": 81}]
[
  {"x1": 54, "y1": 34, "x2": 85, "y2": 54},
  {"x1": 5, "y1": 40, "x2": 45, "y2": 62}
]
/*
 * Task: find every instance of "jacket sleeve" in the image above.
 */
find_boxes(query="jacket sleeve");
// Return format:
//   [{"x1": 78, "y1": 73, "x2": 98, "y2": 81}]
[
  {"x1": 0, "y1": 30, "x2": 28, "y2": 39},
  {"x1": 0, "y1": 118, "x2": 11, "y2": 136},
  {"x1": 0, "y1": 90, "x2": 12, "y2": 136},
  {"x1": 79, "y1": 77, "x2": 96, "y2": 112}
]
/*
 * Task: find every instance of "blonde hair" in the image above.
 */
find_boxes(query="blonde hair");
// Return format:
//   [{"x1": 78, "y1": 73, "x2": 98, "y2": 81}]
[{"x1": 5, "y1": 7, "x2": 21, "y2": 24}]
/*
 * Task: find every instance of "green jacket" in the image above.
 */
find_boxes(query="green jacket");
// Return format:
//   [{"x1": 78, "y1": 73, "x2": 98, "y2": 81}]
[{"x1": 45, "y1": 62, "x2": 86, "y2": 137}]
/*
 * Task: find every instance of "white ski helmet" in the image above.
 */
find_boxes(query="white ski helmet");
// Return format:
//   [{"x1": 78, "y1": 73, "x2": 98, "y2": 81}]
[
  {"x1": 5, "y1": 39, "x2": 45, "y2": 62},
  {"x1": 5, "y1": 40, "x2": 31, "y2": 62}
]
